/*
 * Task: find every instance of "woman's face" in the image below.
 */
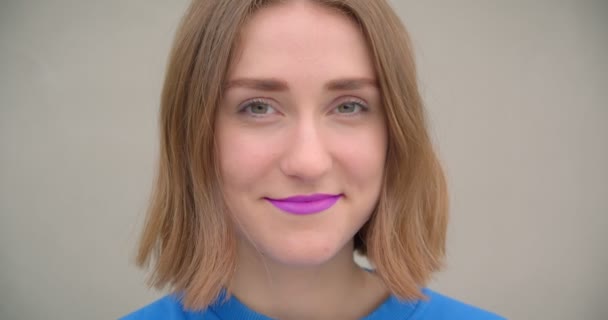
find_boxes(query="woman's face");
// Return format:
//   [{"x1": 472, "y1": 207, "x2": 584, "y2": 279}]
[{"x1": 216, "y1": 1, "x2": 387, "y2": 266}]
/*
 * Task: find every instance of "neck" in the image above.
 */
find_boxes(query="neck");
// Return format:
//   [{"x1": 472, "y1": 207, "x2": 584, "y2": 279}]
[{"x1": 228, "y1": 239, "x2": 388, "y2": 320}]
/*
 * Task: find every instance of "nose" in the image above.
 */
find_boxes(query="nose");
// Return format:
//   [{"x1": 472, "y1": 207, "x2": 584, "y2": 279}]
[{"x1": 279, "y1": 117, "x2": 333, "y2": 182}]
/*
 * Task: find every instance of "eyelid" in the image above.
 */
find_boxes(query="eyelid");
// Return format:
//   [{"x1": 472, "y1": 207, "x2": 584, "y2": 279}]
[
  {"x1": 237, "y1": 97, "x2": 273, "y2": 110},
  {"x1": 236, "y1": 96, "x2": 370, "y2": 116},
  {"x1": 331, "y1": 96, "x2": 370, "y2": 114},
  {"x1": 237, "y1": 98, "x2": 279, "y2": 116}
]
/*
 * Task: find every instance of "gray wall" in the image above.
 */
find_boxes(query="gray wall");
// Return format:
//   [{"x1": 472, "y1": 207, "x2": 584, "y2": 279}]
[{"x1": 1, "y1": 1, "x2": 606, "y2": 319}]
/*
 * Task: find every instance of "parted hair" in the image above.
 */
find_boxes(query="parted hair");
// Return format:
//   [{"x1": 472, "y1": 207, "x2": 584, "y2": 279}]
[{"x1": 136, "y1": 0, "x2": 448, "y2": 311}]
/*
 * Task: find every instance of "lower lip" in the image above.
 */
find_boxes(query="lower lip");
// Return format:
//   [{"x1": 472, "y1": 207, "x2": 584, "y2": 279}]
[{"x1": 266, "y1": 195, "x2": 342, "y2": 215}]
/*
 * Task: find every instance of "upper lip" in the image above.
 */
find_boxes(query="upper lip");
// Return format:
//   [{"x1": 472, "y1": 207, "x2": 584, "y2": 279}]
[{"x1": 266, "y1": 193, "x2": 342, "y2": 202}]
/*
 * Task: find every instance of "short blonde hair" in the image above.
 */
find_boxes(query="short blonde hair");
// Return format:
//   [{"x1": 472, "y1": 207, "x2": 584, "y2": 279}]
[{"x1": 137, "y1": 0, "x2": 448, "y2": 310}]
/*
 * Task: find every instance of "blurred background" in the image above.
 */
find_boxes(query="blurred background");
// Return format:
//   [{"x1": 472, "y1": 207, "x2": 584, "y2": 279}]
[{"x1": 1, "y1": 0, "x2": 606, "y2": 319}]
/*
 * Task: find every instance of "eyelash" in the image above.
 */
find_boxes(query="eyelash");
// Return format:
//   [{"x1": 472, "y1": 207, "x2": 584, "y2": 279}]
[
  {"x1": 334, "y1": 98, "x2": 369, "y2": 116},
  {"x1": 237, "y1": 97, "x2": 369, "y2": 118},
  {"x1": 238, "y1": 98, "x2": 278, "y2": 118}
]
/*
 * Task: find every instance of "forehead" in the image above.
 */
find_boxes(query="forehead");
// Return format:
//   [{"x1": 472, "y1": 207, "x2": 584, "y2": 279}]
[{"x1": 229, "y1": 1, "x2": 376, "y2": 81}]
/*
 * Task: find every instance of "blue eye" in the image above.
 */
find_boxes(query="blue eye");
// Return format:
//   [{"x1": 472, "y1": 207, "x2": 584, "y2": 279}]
[
  {"x1": 335, "y1": 100, "x2": 367, "y2": 114},
  {"x1": 240, "y1": 99, "x2": 277, "y2": 116}
]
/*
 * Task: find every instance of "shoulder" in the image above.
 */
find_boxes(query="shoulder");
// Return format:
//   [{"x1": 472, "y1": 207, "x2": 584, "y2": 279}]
[
  {"x1": 119, "y1": 295, "x2": 217, "y2": 320},
  {"x1": 409, "y1": 288, "x2": 506, "y2": 320}
]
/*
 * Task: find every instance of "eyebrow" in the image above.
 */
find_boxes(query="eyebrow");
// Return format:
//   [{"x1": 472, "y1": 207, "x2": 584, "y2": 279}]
[
  {"x1": 225, "y1": 78, "x2": 289, "y2": 91},
  {"x1": 224, "y1": 77, "x2": 378, "y2": 91},
  {"x1": 326, "y1": 78, "x2": 378, "y2": 90}
]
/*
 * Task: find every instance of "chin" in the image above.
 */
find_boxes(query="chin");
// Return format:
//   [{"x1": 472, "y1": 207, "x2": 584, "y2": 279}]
[{"x1": 264, "y1": 236, "x2": 349, "y2": 267}]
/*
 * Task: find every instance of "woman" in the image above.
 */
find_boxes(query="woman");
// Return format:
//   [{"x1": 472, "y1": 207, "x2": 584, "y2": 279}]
[{"x1": 122, "y1": 0, "x2": 504, "y2": 319}]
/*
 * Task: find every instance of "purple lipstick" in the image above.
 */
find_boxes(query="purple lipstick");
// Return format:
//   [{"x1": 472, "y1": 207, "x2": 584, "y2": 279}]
[{"x1": 265, "y1": 193, "x2": 342, "y2": 215}]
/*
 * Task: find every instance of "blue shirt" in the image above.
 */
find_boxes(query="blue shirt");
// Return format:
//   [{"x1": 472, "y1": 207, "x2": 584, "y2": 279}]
[{"x1": 121, "y1": 288, "x2": 505, "y2": 319}]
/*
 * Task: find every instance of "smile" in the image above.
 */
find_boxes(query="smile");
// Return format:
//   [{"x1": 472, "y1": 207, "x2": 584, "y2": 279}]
[{"x1": 265, "y1": 193, "x2": 342, "y2": 215}]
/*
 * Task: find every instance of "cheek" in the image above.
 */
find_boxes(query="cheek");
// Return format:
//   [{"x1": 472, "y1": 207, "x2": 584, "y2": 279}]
[
  {"x1": 333, "y1": 125, "x2": 387, "y2": 184},
  {"x1": 217, "y1": 125, "x2": 282, "y2": 189}
]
